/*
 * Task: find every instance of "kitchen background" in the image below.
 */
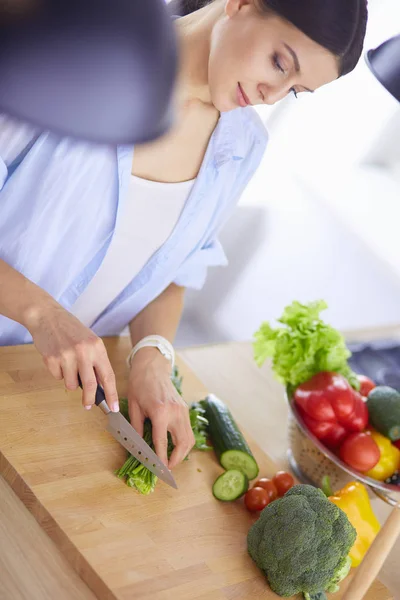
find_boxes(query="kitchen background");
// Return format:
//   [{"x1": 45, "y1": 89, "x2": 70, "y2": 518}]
[{"x1": 167, "y1": 0, "x2": 400, "y2": 347}]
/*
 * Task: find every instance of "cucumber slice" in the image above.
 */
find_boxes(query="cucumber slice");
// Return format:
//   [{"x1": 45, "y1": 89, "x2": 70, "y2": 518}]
[
  {"x1": 201, "y1": 394, "x2": 259, "y2": 480},
  {"x1": 212, "y1": 469, "x2": 248, "y2": 501},
  {"x1": 220, "y1": 449, "x2": 259, "y2": 480}
]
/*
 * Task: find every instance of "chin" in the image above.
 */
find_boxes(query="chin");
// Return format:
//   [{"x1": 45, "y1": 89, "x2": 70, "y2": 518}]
[{"x1": 210, "y1": 90, "x2": 237, "y2": 113}]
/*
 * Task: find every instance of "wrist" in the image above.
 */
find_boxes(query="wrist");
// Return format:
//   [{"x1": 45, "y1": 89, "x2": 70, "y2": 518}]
[
  {"x1": 127, "y1": 335, "x2": 175, "y2": 373},
  {"x1": 129, "y1": 346, "x2": 172, "y2": 374},
  {"x1": 22, "y1": 294, "x2": 61, "y2": 332}
]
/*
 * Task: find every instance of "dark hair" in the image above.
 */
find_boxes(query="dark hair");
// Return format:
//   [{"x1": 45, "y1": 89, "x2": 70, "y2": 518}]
[{"x1": 168, "y1": 0, "x2": 368, "y2": 76}]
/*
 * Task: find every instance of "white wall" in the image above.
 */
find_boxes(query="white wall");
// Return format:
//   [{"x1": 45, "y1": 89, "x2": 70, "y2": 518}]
[
  {"x1": 176, "y1": 165, "x2": 400, "y2": 346},
  {"x1": 124, "y1": 4, "x2": 400, "y2": 347},
  {"x1": 177, "y1": 0, "x2": 400, "y2": 346}
]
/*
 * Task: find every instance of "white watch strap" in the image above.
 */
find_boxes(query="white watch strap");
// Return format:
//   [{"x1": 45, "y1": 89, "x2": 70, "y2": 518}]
[{"x1": 126, "y1": 335, "x2": 175, "y2": 370}]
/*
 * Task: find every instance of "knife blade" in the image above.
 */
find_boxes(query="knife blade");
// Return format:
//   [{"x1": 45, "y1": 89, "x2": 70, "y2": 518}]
[{"x1": 78, "y1": 377, "x2": 178, "y2": 489}]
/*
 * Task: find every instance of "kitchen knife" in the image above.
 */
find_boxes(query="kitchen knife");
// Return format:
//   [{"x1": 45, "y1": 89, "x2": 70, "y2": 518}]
[{"x1": 78, "y1": 377, "x2": 178, "y2": 489}]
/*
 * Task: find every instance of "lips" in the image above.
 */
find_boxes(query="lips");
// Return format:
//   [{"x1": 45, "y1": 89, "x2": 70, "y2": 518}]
[{"x1": 237, "y1": 83, "x2": 251, "y2": 107}]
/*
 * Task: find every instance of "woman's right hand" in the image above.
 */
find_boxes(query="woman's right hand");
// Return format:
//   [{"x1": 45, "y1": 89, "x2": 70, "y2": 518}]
[{"x1": 26, "y1": 302, "x2": 119, "y2": 412}]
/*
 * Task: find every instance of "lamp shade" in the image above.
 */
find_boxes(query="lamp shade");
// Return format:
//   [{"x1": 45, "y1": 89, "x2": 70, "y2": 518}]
[
  {"x1": 366, "y1": 34, "x2": 400, "y2": 103},
  {"x1": 0, "y1": 0, "x2": 178, "y2": 144}
]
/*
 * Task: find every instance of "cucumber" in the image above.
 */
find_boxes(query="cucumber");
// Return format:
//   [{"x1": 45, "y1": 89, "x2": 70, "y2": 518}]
[
  {"x1": 367, "y1": 386, "x2": 400, "y2": 441},
  {"x1": 212, "y1": 469, "x2": 248, "y2": 501},
  {"x1": 201, "y1": 394, "x2": 259, "y2": 480}
]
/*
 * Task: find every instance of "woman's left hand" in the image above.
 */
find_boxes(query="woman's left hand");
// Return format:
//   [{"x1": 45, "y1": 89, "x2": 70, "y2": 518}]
[{"x1": 127, "y1": 347, "x2": 195, "y2": 469}]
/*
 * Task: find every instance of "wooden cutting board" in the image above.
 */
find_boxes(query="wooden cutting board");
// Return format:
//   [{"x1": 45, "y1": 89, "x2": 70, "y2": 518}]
[{"x1": 0, "y1": 338, "x2": 392, "y2": 600}]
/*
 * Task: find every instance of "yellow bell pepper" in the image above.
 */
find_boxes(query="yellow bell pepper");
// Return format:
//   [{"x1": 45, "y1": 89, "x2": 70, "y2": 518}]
[
  {"x1": 329, "y1": 481, "x2": 380, "y2": 567},
  {"x1": 365, "y1": 429, "x2": 400, "y2": 481}
]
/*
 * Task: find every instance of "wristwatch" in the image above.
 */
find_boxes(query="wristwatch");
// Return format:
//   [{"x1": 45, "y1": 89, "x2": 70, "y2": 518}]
[{"x1": 126, "y1": 335, "x2": 175, "y2": 370}]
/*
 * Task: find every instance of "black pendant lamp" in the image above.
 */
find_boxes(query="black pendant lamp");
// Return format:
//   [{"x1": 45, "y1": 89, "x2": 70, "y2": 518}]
[
  {"x1": 0, "y1": 0, "x2": 178, "y2": 144},
  {"x1": 366, "y1": 34, "x2": 400, "y2": 103}
]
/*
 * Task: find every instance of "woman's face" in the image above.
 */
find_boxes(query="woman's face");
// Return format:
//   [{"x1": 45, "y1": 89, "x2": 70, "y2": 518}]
[{"x1": 208, "y1": 0, "x2": 340, "y2": 112}]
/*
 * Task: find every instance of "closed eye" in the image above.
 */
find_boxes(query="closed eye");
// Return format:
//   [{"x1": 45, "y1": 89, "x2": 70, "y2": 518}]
[
  {"x1": 273, "y1": 53, "x2": 285, "y2": 75},
  {"x1": 273, "y1": 51, "x2": 314, "y2": 96},
  {"x1": 274, "y1": 55, "x2": 297, "y2": 98}
]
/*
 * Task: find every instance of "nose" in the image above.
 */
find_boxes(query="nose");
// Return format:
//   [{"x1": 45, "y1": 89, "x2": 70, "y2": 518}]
[{"x1": 258, "y1": 83, "x2": 288, "y2": 106}]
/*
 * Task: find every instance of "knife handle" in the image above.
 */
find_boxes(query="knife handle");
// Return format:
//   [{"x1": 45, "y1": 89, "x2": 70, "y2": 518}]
[{"x1": 77, "y1": 375, "x2": 111, "y2": 415}]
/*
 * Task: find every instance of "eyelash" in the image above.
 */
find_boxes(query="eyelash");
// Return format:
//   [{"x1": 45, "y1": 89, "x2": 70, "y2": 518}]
[{"x1": 273, "y1": 53, "x2": 298, "y2": 99}]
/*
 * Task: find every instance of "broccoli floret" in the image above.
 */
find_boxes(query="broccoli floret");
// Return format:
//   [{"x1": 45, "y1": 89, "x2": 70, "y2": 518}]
[
  {"x1": 325, "y1": 555, "x2": 352, "y2": 593},
  {"x1": 247, "y1": 484, "x2": 356, "y2": 598}
]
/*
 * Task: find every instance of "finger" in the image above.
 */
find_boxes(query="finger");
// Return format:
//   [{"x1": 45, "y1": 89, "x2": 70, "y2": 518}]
[
  {"x1": 78, "y1": 363, "x2": 98, "y2": 410},
  {"x1": 44, "y1": 356, "x2": 63, "y2": 380},
  {"x1": 128, "y1": 401, "x2": 145, "y2": 437},
  {"x1": 95, "y1": 357, "x2": 119, "y2": 413},
  {"x1": 150, "y1": 412, "x2": 169, "y2": 466},
  {"x1": 168, "y1": 437, "x2": 195, "y2": 469},
  {"x1": 168, "y1": 418, "x2": 195, "y2": 470},
  {"x1": 61, "y1": 354, "x2": 79, "y2": 390}
]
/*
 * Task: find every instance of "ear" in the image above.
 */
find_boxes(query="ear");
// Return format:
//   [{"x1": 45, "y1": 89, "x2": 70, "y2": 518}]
[{"x1": 225, "y1": 0, "x2": 252, "y2": 19}]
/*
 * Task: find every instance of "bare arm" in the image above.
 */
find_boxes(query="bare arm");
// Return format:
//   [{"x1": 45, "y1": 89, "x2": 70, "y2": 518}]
[
  {"x1": 127, "y1": 283, "x2": 195, "y2": 469},
  {"x1": 0, "y1": 257, "x2": 58, "y2": 328},
  {"x1": 0, "y1": 258, "x2": 119, "y2": 411},
  {"x1": 129, "y1": 282, "x2": 185, "y2": 347}
]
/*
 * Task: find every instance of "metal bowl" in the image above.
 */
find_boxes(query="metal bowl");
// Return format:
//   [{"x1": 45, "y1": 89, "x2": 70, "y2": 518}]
[{"x1": 286, "y1": 391, "x2": 400, "y2": 506}]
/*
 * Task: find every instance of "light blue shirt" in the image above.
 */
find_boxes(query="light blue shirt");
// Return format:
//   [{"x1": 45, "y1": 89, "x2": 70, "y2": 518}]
[{"x1": 0, "y1": 108, "x2": 268, "y2": 345}]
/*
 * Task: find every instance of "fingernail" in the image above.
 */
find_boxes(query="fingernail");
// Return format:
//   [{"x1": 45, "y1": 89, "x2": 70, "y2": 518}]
[
  {"x1": 84, "y1": 405, "x2": 92, "y2": 410},
  {"x1": 112, "y1": 403, "x2": 119, "y2": 413}
]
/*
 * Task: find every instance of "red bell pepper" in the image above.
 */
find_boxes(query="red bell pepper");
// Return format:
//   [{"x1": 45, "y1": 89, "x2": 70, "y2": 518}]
[
  {"x1": 294, "y1": 372, "x2": 369, "y2": 449},
  {"x1": 298, "y1": 409, "x2": 348, "y2": 448},
  {"x1": 394, "y1": 439, "x2": 400, "y2": 451},
  {"x1": 340, "y1": 391, "x2": 369, "y2": 433}
]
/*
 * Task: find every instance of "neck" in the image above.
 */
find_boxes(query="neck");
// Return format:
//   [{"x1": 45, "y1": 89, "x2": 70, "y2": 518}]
[{"x1": 174, "y1": 1, "x2": 224, "y2": 108}]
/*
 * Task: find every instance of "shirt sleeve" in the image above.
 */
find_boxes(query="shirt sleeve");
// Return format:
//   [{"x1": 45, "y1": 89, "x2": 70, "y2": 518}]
[
  {"x1": 0, "y1": 156, "x2": 7, "y2": 190},
  {"x1": 173, "y1": 237, "x2": 228, "y2": 290},
  {"x1": 0, "y1": 113, "x2": 38, "y2": 190},
  {"x1": 174, "y1": 108, "x2": 268, "y2": 291}
]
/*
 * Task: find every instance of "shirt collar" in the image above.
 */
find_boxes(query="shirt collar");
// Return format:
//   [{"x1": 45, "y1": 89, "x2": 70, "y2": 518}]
[
  {"x1": 212, "y1": 110, "x2": 246, "y2": 169},
  {"x1": 116, "y1": 108, "x2": 248, "y2": 200}
]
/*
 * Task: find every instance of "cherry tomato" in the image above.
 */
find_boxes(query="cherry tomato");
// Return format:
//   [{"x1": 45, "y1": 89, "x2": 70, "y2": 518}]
[
  {"x1": 272, "y1": 471, "x2": 295, "y2": 497},
  {"x1": 339, "y1": 432, "x2": 380, "y2": 472},
  {"x1": 357, "y1": 374, "x2": 376, "y2": 397},
  {"x1": 244, "y1": 487, "x2": 270, "y2": 512},
  {"x1": 253, "y1": 478, "x2": 278, "y2": 501}
]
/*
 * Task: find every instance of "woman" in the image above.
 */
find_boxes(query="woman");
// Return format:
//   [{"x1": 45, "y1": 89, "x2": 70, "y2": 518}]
[{"x1": 0, "y1": 0, "x2": 368, "y2": 469}]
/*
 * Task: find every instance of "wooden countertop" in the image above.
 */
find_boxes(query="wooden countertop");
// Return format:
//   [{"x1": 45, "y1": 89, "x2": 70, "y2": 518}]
[{"x1": 1, "y1": 334, "x2": 398, "y2": 599}]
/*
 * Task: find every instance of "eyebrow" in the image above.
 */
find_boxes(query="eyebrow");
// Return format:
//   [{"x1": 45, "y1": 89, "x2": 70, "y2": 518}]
[{"x1": 283, "y1": 43, "x2": 315, "y2": 93}]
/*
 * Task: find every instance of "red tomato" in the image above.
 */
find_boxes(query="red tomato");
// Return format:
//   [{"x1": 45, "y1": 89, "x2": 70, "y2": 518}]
[
  {"x1": 244, "y1": 487, "x2": 270, "y2": 512},
  {"x1": 339, "y1": 432, "x2": 380, "y2": 472},
  {"x1": 272, "y1": 471, "x2": 295, "y2": 497},
  {"x1": 253, "y1": 478, "x2": 278, "y2": 501},
  {"x1": 357, "y1": 374, "x2": 376, "y2": 397}
]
